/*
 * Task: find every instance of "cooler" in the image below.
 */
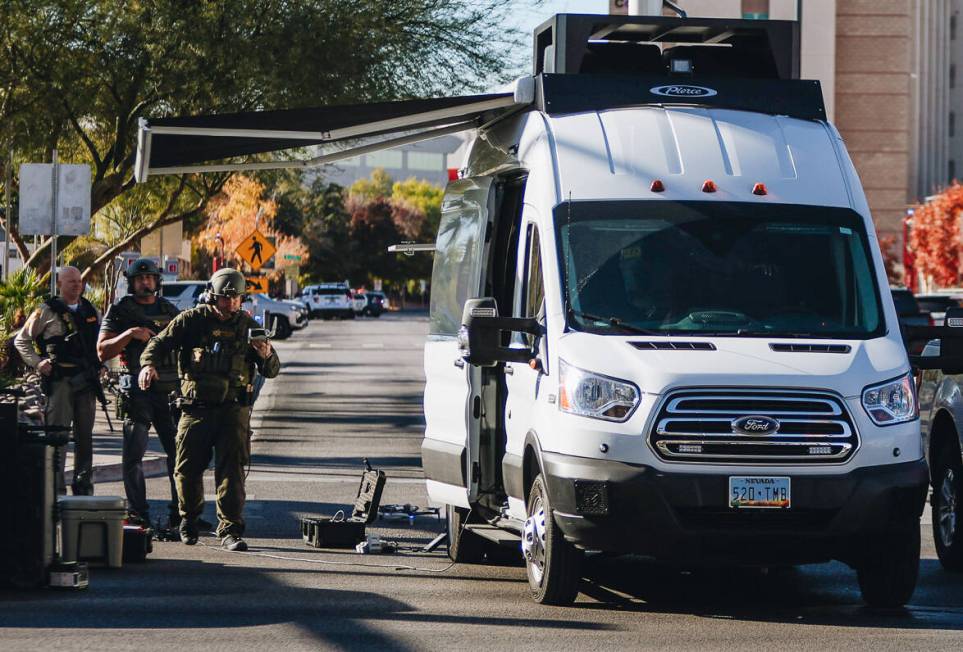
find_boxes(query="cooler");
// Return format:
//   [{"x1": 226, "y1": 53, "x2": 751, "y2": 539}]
[{"x1": 59, "y1": 496, "x2": 126, "y2": 568}]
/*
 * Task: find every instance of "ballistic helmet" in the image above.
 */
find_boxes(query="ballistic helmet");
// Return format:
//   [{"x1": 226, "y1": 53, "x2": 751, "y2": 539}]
[
  {"x1": 208, "y1": 268, "x2": 246, "y2": 298},
  {"x1": 126, "y1": 257, "x2": 162, "y2": 295},
  {"x1": 127, "y1": 257, "x2": 162, "y2": 279}
]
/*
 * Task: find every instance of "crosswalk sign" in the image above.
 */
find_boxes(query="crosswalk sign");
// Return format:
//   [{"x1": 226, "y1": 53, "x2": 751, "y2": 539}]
[
  {"x1": 245, "y1": 276, "x2": 269, "y2": 293},
  {"x1": 236, "y1": 229, "x2": 276, "y2": 271}
]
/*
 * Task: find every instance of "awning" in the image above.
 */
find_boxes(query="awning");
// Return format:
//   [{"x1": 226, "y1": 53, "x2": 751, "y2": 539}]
[{"x1": 135, "y1": 79, "x2": 534, "y2": 182}]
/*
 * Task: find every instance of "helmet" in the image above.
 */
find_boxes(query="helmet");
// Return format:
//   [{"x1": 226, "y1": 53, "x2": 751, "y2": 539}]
[
  {"x1": 126, "y1": 257, "x2": 162, "y2": 295},
  {"x1": 208, "y1": 268, "x2": 246, "y2": 298},
  {"x1": 127, "y1": 257, "x2": 162, "y2": 279}
]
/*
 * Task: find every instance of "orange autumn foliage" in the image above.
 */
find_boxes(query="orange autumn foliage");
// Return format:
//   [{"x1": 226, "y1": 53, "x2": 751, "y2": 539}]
[
  {"x1": 908, "y1": 182, "x2": 963, "y2": 288},
  {"x1": 195, "y1": 176, "x2": 308, "y2": 277}
]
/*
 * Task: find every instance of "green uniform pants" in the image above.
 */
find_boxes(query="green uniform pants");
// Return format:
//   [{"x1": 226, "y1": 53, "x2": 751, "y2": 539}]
[{"x1": 174, "y1": 403, "x2": 251, "y2": 537}]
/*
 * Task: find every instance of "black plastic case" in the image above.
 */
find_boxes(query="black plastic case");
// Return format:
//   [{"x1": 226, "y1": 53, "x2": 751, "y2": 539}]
[{"x1": 301, "y1": 466, "x2": 386, "y2": 549}]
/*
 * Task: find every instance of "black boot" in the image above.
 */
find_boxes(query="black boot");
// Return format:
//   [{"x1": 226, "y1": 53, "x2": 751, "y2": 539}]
[
  {"x1": 179, "y1": 520, "x2": 198, "y2": 546},
  {"x1": 71, "y1": 471, "x2": 94, "y2": 496}
]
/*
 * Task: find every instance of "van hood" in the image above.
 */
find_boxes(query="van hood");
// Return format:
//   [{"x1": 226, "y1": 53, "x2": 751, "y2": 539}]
[{"x1": 556, "y1": 332, "x2": 909, "y2": 399}]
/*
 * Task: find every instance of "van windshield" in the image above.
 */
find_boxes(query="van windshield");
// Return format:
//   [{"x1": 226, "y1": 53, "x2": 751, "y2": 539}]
[{"x1": 556, "y1": 201, "x2": 884, "y2": 338}]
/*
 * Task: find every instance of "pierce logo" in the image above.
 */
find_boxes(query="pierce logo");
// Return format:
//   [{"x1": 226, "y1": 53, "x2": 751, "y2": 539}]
[
  {"x1": 649, "y1": 85, "x2": 718, "y2": 98},
  {"x1": 731, "y1": 415, "x2": 780, "y2": 436}
]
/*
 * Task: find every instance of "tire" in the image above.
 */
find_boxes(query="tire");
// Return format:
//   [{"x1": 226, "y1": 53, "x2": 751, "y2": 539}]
[
  {"x1": 932, "y1": 441, "x2": 963, "y2": 571},
  {"x1": 856, "y1": 522, "x2": 920, "y2": 607},
  {"x1": 524, "y1": 474, "x2": 583, "y2": 605},
  {"x1": 446, "y1": 506, "x2": 486, "y2": 563},
  {"x1": 271, "y1": 315, "x2": 292, "y2": 340}
]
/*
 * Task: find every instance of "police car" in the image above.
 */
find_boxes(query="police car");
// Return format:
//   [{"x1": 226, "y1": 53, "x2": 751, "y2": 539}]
[{"x1": 300, "y1": 282, "x2": 356, "y2": 319}]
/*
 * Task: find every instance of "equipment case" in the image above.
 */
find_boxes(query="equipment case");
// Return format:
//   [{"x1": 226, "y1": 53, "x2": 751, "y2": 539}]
[{"x1": 301, "y1": 464, "x2": 385, "y2": 549}]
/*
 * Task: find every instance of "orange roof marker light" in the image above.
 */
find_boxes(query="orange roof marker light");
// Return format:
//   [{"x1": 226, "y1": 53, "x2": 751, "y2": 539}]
[
  {"x1": 752, "y1": 182, "x2": 768, "y2": 196},
  {"x1": 650, "y1": 179, "x2": 665, "y2": 192},
  {"x1": 701, "y1": 179, "x2": 717, "y2": 193}
]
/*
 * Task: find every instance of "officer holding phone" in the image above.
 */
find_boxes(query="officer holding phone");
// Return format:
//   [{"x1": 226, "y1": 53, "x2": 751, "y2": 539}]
[{"x1": 139, "y1": 268, "x2": 280, "y2": 551}]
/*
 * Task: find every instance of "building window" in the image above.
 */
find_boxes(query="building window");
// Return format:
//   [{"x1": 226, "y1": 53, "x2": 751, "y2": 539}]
[
  {"x1": 338, "y1": 156, "x2": 361, "y2": 167},
  {"x1": 407, "y1": 151, "x2": 444, "y2": 171},
  {"x1": 364, "y1": 150, "x2": 403, "y2": 168},
  {"x1": 951, "y1": 111, "x2": 956, "y2": 138},
  {"x1": 951, "y1": 159, "x2": 957, "y2": 182}
]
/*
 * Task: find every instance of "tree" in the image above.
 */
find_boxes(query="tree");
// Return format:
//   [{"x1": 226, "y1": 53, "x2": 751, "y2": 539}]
[
  {"x1": 0, "y1": 0, "x2": 523, "y2": 275},
  {"x1": 194, "y1": 176, "x2": 307, "y2": 281},
  {"x1": 908, "y1": 182, "x2": 963, "y2": 289}
]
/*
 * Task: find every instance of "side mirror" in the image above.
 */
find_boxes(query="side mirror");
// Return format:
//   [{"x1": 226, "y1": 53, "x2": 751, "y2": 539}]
[
  {"x1": 909, "y1": 306, "x2": 963, "y2": 374},
  {"x1": 458, "y1": 298, "x2": 542, "y2": 367}
]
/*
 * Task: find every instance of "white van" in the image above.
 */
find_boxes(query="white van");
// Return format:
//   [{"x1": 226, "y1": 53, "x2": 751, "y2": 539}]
[
  {"x1": 418, "y1": 15, "x2": 940, "y2": 608},
  {"x1": 130, "y1": 11, "x2": 963, "y2": 612}
]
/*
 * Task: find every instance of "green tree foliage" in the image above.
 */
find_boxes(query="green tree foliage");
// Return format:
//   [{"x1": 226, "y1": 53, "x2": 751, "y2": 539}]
[
  {"x1": 0, "y1": 0, "x2": 522, "y2": 274},
  {"x1": 392, "y1": 177, "x2": 444, "y2": 237}
]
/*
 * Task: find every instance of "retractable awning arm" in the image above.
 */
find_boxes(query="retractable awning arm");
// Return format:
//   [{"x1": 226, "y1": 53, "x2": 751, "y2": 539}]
[{"x1": 135, "y1": 78, "x2": 535, "y2": 182}]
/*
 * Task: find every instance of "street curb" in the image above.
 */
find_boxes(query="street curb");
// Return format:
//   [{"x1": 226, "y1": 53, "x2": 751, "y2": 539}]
[{"x1": 65, "y1": 455, "x2": 168, "y2": 486}]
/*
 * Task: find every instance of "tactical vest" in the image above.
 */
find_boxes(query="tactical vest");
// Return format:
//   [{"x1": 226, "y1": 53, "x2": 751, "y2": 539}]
[
  {"x1": 178, "y1": 308, "x2": 256, "y2": 404},
  {"x1": 113, "y1": 296, "x2": 180, "y2": 393},
  {"x1": 39, "y1": 297, "x2": 100, "y2": 372}
]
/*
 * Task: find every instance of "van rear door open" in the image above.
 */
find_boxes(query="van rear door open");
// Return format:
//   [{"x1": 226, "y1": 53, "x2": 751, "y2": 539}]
[{"x1": 421, "y1": 178, "x2": 495, "y2": 508}]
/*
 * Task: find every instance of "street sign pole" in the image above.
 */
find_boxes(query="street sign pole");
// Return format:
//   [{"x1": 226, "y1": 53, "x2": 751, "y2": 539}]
[
  {"x1": 49, "y1": 149, "x2": 59, "y2": 296},
  {"x1": 3, "y1": 150, "x2": 11, "y2": 282}
]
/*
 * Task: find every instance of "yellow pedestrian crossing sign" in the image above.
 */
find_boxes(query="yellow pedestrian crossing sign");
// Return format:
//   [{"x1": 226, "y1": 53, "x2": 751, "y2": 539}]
[
  {"x1": 245, "y1": 275, "x2": 269, "y2": 293},
  {"x1": 236, "y1": 229, "x2": 276, "y2": 271}
]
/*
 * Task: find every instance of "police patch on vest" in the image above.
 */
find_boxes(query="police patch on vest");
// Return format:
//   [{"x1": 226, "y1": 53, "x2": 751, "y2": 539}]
[{"x1": 211, "y1": 329, "x2": 234, "y2": 337}]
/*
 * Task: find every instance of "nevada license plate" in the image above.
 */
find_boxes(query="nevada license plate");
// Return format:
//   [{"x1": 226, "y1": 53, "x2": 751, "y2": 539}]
[{"x1": 729, "y1": 476, "x2": 790, "y2": 509}]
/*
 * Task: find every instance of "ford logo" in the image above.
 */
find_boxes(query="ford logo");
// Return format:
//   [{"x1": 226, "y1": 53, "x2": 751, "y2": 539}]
[
  {"x1": 732, "y1": 415, "x2": 780, "y2": 436},
  {"x1": 649, "y1": 84, "x2": 718, "y2": 98}
]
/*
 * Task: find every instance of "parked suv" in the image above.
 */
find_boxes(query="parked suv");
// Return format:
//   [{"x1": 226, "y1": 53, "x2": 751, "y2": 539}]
[
  {"x1": 916, "y1": 315, "x2": 963, "y2": 571},
  {"x1": 300, "y1": 283, "x2": 355, "y2": 319},
  {"x1": 160, "y1": 280, "x2": 207, "y2": 312},
  {"x1": 358, "y1": 291, "x2": 386, "y2": 317}
]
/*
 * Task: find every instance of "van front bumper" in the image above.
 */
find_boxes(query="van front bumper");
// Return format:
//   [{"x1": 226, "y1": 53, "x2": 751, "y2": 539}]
[{"x1": 541, "y1": 452, "x2": 928, "y2": 566}]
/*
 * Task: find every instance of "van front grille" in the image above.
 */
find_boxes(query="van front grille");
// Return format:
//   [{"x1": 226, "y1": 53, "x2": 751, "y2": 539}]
[{"x1": 649, "y1": 389, "x2": 858, "y2": 464}]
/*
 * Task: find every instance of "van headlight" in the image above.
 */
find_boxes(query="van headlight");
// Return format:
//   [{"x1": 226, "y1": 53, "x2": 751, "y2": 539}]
[
  {"x1": 558, "y1": 360, "x2": 639, "y2": 422},
  {"x1": 861, "y1": 373, "x2": 918, "y2": 425}
]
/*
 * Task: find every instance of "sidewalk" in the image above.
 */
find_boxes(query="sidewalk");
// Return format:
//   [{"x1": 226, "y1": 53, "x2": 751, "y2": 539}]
[{"x1": 63, "y1": 405, "x2": 168, "y2": 486}]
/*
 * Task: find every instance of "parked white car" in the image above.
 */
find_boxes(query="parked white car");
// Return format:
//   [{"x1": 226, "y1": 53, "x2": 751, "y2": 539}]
[
  {"x1": 243, "y1": 293, "x2": 307, "y2": 339},
  {"x1": 300, "y1": 282, "x2": 355, "y2": 319},
  {"x1": 159, "y1": 280, "x2": 207, "y2": 312}
]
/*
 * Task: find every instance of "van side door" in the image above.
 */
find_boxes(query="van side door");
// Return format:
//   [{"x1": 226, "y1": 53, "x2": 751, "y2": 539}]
[
  {"x1": 504, "y1": 218, "x2": 546, "y2": 498},
  {"x1": 422, "y1": 177, "x2": 495, "y2": 508}
]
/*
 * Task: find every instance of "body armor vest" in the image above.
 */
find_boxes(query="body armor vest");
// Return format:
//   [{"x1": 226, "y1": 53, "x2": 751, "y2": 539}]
[
  {"x1": 113, "y1": 296, "x2": 180, "y2": 392},
  {"x1": 39, "y1": 297, "x2": 100, "y2": 372},
  {"x1": 178, "y1": 308, "x2": 255, "y2": 404}
]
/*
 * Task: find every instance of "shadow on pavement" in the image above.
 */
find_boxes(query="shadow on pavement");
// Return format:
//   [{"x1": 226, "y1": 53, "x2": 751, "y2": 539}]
[{"x1": 575, "y1": 554, "x2": 963, "y2": 630}]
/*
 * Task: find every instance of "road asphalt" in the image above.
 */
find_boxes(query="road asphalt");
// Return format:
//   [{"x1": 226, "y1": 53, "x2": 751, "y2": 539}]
[{"x1": 2, "y1": 313, "x2": 963, "y2": 651}]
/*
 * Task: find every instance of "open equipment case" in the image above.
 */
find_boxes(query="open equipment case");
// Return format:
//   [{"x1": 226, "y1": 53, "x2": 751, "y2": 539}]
[{"x1": 301, "y1": 460, "x2": 386, "y2": 549}]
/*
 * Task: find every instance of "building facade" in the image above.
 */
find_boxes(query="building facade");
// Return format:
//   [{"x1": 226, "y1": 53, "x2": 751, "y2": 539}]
[{"x1": 311, "y1": 135, "x2": 461, "y2": 190}]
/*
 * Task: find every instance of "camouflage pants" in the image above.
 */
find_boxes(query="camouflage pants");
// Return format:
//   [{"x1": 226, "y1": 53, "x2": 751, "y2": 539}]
[{"x1": 175, "y1": 402, "x2": 251, "y2": 537}]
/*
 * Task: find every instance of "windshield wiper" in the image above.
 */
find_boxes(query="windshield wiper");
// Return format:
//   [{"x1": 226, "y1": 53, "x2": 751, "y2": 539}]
[{"x1": 567, "y1": 309, "x2": 662, "y2": 335}]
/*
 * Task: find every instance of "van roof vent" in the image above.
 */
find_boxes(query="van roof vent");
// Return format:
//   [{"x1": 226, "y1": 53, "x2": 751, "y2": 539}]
[
  {"x1": 769, "y1": 343, "x2": 852, "y2": 354},
  {"x1": 630, "y1": 341, "x2": 716, "y2": 351}
]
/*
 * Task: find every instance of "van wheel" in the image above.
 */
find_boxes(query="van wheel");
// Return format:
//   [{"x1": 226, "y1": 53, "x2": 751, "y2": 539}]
[
  {"x1": 932, "y1": 441, "x2": 963, "y2": 571},
  {"x1": 524, "y1": 474, "x2": 582, "y2": 605},
  {"x1": 446, "y1": 506, "x2": 486, "y2": 563},
  {"x1": 856, "y1": 521, "x2": 920, "y2": 607}
]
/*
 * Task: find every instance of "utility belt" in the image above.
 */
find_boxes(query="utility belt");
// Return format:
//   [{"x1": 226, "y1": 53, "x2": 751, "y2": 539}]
[{"x1": 175, "y1": 387, "x2": 253, "y2": 410}]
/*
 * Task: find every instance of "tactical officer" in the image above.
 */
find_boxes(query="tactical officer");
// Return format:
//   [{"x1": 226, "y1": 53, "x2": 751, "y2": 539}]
[
  {"x1": 14, "y1": 266, "x2": 101, "y2": 495},
  {"x1": 139, "y1": 268, "x2": 280, "y2": 551},
  {"x1": 97, "y1": 258, "x2": 180, "y2": 526}
]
